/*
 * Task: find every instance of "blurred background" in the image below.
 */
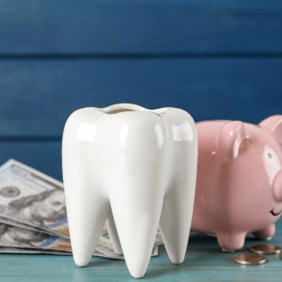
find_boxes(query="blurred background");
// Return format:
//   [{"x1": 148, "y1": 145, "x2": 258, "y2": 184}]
[{"x1": 0, "y1": 0, "x2": 281, "y2": 180}]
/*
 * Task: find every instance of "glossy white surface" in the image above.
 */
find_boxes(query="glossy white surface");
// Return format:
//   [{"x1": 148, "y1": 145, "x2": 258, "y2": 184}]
[{"x1": 62, "y1": 103, "x2": 198, "y2": 278}]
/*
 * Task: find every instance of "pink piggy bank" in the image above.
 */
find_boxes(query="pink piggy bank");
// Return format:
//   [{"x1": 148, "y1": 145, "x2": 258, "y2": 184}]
[{"x1": 192, "y1": 115, "x2": 282, "y2": 251}]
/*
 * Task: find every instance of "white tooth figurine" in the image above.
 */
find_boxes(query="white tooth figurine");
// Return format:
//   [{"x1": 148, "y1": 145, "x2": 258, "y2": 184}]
[{"x1": 62, "y1": 103, "x2": 198, "y2": 278}]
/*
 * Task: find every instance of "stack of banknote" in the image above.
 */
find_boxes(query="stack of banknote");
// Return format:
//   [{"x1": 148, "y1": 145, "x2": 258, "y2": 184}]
[{"x1": 0, "y1": 159, "x2": 161, "y2": 258}]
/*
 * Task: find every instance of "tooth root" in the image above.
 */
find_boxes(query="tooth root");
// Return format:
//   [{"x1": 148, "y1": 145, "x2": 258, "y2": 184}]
[
  {"x1": 73, "y1": 199, "x2": 108, "y2": 266},
  {"x1": 110, "y1": 180, "x2": 164, "y2": 278},
  {"x1": 106, "y1": 208, "x2": 123, "y2": 255},
  {"x1": 160, "y1": 187, "x2": 195, "y2": 264},
  {"x1": 160, "y1": 142, "x2": 197, "y2": 264},
  {"x1": 66, "y1": 189, "x2": 109, "y2": 266},
  {"x1": 63, "y1": 155, "x2": 109, "y2": 266}
]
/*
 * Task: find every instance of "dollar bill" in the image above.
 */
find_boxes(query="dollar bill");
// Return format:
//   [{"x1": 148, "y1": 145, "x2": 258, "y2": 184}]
[
  {"x1": 0, "y1": 159, "x2": 69, "y2": 238},
  {"x1": 0, "y1": 222, "x2": 71, "y2": 252},
  {"x1": 0, "y1": 216, "x2": 58, "y2": 236},
  {"x1": 95, "y1": 245, "x2": 159, "y2": 260},
  {"x1": 0, "y1": 247, "x2": 71, "y2": 255},
  {"x1": 0, "y1": 222, "x2": 158, "y2": 259},
  {"x1": 0, "y1": 159, "x2": 161, "y2": 258}
]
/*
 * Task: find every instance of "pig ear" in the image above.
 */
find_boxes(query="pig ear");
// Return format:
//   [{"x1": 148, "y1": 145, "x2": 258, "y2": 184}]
[
  {"x1": 217, "y1": 121, "x2": 249, "y2": 159},
  {"x1": 259, "y1": 115, "x2": 282, "y2": 144}
]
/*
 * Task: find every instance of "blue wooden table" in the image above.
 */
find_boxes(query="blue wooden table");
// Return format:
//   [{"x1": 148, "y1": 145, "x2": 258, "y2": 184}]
[{"x1": 1, "y1": 221, "x2": 282, "y2": 281}]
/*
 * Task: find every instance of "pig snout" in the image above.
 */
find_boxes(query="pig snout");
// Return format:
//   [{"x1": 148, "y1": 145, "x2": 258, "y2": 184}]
[{"x1": 273, "y1": 170, "x2": 282, "y2": 202}]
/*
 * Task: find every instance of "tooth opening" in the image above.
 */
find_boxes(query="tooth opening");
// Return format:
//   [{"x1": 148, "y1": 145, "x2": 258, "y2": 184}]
[
  {"x1": 104, "y1": 108, "x2": 136, "y2": 114},
  {"x1": 101, "y1": 104, "x2": 170, "y2": 115},
  {"x1": 102, "y1": 104, "x2": 145, "y2": 114}
]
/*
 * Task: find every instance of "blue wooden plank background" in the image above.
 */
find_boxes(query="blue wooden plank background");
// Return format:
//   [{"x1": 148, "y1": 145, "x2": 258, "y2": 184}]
[
  {"x1": 0, "y1": 0, "x2": 282, "y2": 54},
  {"x1": 0, "y1": 0, "x2": 281, "y2": 180}
]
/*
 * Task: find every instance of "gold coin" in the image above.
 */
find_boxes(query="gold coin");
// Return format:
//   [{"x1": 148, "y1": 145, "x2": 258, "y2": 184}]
[
  {"x1": 249, "y1": 244, "x2": 281, "y2": 255},
  {"x1": 233, "y1": 252, "x2": 267, "y2": 265}
]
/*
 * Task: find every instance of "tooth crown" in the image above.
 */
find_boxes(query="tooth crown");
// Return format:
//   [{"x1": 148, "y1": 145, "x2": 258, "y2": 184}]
[{"x1": 62, "y1": 103, "x2": 197, "y2": 278}]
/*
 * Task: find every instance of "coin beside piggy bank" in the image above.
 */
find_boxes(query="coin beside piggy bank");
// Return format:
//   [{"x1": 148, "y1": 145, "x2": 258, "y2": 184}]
[{"x1": 192, "y1": 115, "x2": 282, "y2": 251}]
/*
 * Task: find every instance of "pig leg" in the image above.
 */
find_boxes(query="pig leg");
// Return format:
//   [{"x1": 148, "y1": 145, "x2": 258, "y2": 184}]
[
  {"x1": 252, "y1": 224, "x2": 275, "y2": 240},
  {"x1": 216, "y1": 232, "x2": 246, "y2": 251}
]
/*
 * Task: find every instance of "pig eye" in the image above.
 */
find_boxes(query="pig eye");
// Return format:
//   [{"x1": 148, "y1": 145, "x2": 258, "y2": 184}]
[{"x1": 263, "y1": 147, "x2": 281, "y2": 182}]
